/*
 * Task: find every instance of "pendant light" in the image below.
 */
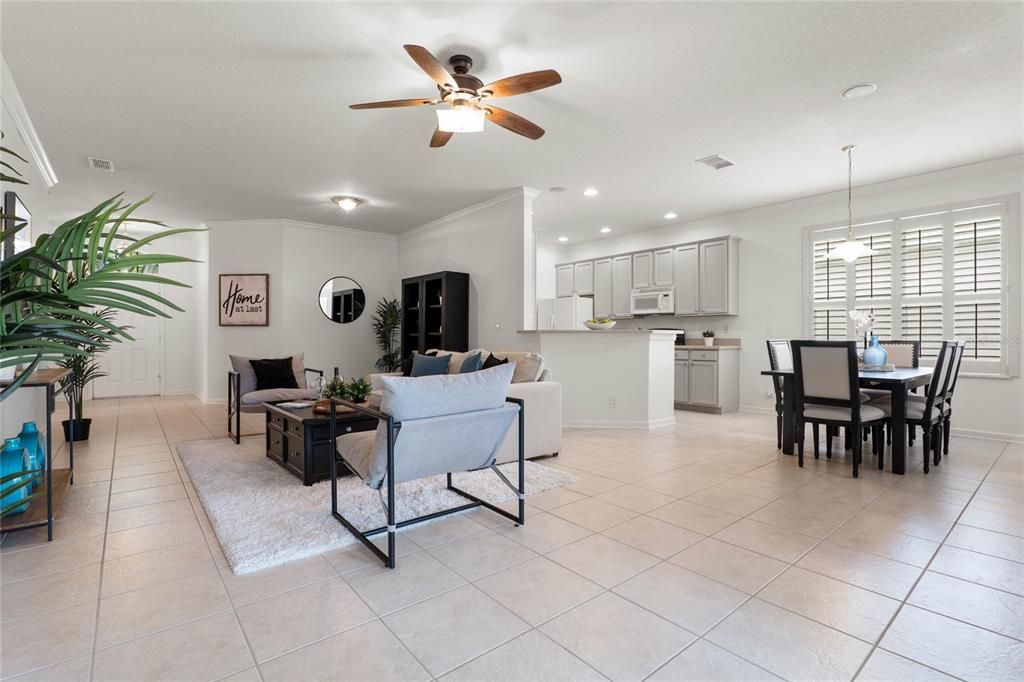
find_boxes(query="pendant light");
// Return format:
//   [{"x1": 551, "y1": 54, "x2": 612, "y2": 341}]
[{"x1": 827, "y1": 144, "x2": 875, "y2": 262}]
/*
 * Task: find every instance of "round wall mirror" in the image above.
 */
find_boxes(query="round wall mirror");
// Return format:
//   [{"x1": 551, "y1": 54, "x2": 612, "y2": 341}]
[{"x1": 318, "y1": 276, "x2": 366, "y2": 323}]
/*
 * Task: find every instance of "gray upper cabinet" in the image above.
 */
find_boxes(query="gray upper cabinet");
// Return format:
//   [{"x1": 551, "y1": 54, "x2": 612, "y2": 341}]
[
  {"x1": 653, "y1": 248, "x2": 674, "y2": 286},
  {"x1": 555, "y1": 264, "x2": 574, "y2": 297},
  {"x1": 673, "y1": 244, "x2": 699, "y2": 315},
  {"x1": 632, "y1": 251, "x2": 654, "y2": 288},
  {"x1": 699, "y1": 238, "x2": 737, "y2": 315},
  {"x1": 573, "y1": 261, "x2": 594, "y2": 295},
  {"x1": 611, "y1": 255, "x2": 633, "y2": 317},
  {"x1": 593, "y1": 258, "x2": 612, "y2": 318}
]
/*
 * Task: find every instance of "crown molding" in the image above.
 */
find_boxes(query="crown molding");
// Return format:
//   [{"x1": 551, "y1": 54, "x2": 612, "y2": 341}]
[
  {"x1": 400, "y1": 187, "x2": 536, "y2": 238},
  {"x1": 202, "y1": 217, "x2": 398, "y2": 241},
  {"x1": 1, "y1": 55, "x2": 58, "y2": 187}
]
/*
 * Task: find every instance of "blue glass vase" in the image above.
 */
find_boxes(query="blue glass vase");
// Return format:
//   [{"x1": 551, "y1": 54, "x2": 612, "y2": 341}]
[
  {"x1": 863, "y1": 335, "x2": 888, "y2": 367},
  {"x1": 1, "y1": 437, "x2": 31, "y2": 515},
  {"x1": 18, "y1": 422, "x2": 45, "y2": 489}
]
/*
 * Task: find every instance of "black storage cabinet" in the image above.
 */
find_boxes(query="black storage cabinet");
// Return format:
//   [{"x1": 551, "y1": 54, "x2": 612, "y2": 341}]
[{"x1": 401, "y1": 271, "x2": 469, "y2": 358}]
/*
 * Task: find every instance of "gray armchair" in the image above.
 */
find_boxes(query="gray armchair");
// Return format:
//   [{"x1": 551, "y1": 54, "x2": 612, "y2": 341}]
[
  {"x1": 330, "y1": 364, "x2": 524, "y2": 568},
  {"x1": 227, "y1": 353, "x2": 323, "y2": 443}
]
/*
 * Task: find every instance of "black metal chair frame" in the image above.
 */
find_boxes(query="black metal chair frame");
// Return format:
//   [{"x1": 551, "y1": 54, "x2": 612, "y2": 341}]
[
  {"x1": 227, "y1": 367, "x2": 323, "y2": 444},
  {"x1": 328, "y1": 396, "x2": 525, "y2": 569},
  {"x1": 791, "y1": 340, "x2": 888, "y2": 478}
]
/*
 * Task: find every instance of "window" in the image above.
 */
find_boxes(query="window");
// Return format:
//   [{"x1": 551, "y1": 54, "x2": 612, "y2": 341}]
[{"x1": 806, "y1": 197, "x2": 1017, "y2": 376}]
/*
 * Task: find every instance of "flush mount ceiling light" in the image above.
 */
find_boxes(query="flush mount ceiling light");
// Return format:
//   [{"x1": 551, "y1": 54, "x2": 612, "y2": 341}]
[
  {"x1": 436, "y1": 105, "x2": 485, "y2": 133},
  {"x1": 583, "y1": 187, "x2": 599, "y2": 197},
  {"x1": 827, "y1": 144, "x2": 875, "y2": 262},
  {"x1": 840, "y1": 82, "x2": 878, "y2": 100},
  {"x1": 664, "y1": 212, "x2": 678, "y2": 220},
  {"x1": 331, "y1": 196, "x2": 362, "y2": 212},
  {"x1": 600, "y1": 227, "x2": 612, "y2": 233},
  {"x1": 557, "y1": 236, "x2": 569, "y2": 242}
]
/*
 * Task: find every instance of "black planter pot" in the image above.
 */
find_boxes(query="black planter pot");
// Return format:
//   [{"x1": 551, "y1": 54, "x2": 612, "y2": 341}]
[{"x1": 62, "y1": 418, "x2": 92, "y2": 442}]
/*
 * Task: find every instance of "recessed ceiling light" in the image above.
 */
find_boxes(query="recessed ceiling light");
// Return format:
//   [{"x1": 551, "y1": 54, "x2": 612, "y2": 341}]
[
  {"x1": 583, "y1": 187, "x2": 599, "y2": 197},
  {"x1": 331, "y1": 195, "x2": 362, "y2": 211},
  {"x1": 664, "y1": 212, "x2": 678, "y2": 220},
  {"x1": 549, "y1": 186, "x2": 567, "y2": 193},
  {"x1": 840, "y1": 82, "x2": 878, "y2": 100},
  {"x1": 557, "y1": 236, "x2": 569, "y2": 242},
  {"x1": 600, "y1": 227, "x2": 612, "y2": 233}
]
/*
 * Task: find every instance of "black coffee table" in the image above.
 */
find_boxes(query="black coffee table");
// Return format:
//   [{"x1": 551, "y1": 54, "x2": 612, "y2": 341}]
[{"x1": 264, "y1": 402, "x2": 378, "y2": 485}]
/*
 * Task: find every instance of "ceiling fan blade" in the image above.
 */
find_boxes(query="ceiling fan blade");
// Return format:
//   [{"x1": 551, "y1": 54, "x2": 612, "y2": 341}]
[
  {"x1": 481, "y1": 70, "x2": 562, "y2": 98},
  {"x1": 484, "y1": 106, "x2": 545, "y2": 140},
  {"x1": 403, "y1": 44, "x2": 457, "y2": 90},
  {"x1": 349, "y1": 98, "x2": 438, "y2": 110},
  {"x1": 430, "y1": 128, "x2": 454, "y2": 148}
]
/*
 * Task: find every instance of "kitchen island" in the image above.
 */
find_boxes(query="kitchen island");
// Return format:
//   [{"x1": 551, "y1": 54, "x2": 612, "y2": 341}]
[{"x1": 517, "y1": 329, "x2": 677, "y2": 429}]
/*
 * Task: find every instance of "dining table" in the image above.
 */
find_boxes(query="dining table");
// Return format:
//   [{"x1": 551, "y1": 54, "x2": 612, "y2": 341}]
[{"x1": 760, "y1": 366, "x2": 933, "y2": 475}]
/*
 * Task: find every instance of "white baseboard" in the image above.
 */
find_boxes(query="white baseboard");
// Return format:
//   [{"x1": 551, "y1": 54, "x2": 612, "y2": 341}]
[
  {"x1": 739, "y1": 404, "x2": 776, "y2": 416},
  {"x1": 950, "y1": 427, "x2": 1024, "y2": 443},
  {"x1": 564, "y1": 417, "x2": 677, "y2": 430},
  {"x1": 161, "y1": 389, "x2": 198, "y2": 397}
]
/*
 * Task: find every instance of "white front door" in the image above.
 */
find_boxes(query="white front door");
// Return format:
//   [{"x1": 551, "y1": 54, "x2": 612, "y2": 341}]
[{"x1": 93, "y1": 307, "x2": 162, "y2": 398}]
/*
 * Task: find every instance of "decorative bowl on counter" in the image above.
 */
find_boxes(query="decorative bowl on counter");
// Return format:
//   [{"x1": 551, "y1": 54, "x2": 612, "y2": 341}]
[{"x1": 584, "y1": 319, "x2": 616, "y2": 331}]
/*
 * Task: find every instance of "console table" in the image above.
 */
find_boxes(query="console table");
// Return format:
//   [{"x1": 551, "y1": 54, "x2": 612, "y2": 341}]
[{"x1": 264, "y1": 402, "x2": 377, "y2": 485}]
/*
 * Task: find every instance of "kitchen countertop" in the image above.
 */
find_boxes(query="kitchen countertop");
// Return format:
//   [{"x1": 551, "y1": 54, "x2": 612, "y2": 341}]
[
  {"x1": 517, "y1": 329, "x2": 679, "y2": 334},
  {"x1": 675, "y1": 344, "x2": 741, "y2": 350}
]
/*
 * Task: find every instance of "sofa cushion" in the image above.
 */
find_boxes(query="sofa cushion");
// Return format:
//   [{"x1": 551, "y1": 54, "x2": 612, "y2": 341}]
[
  {"x1": 410, "y1": 353, "x2": 450, "y2": 377},
  {"x1": 459, "y1": 351, "x2": 484, "y2": 373},
  {"x1": 491, "y1": 351, "x2": 544, "y2": 383},
  {"x1": 380, "y1": 363, "x2": 514, "y2": 421},
  {"x1": 402, "y1": 350, "x2": 437, "y2": 377},
  {"x1": 241, "y1": 388, "x2": 319, "y2": 406},
  {"x1": 231, "y1": 352, "x2": 308, "y2": 394},
  {"x1": 249, "y1": 357, "x2": 299, "y2": 391}
]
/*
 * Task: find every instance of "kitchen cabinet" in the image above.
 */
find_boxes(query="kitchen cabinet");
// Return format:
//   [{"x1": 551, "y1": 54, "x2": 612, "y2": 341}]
[
  {"x1": 653, "y1": 248, "x2": 674, "y2": 286},
  {"x1": 611, "y1": 255, "x2": 633, "y2": 317},
  {"x1": 593, "y1": 258, "x2": 612, "y2": 318},
  {"x1": 632, "y1": 251, "x2": 654, "y2": 288},
  {"x1": 700, "y1": 239, "x2": 734, "y2": 314},
  {"x1": 574, "y1": 261, "x2": 594, "y2": 295},
  {"x1": 673, "y1": 245, "x2": 699, "y2": 315},
  {"x1": 673, "y1": 348, "x2": 739, "y2": 413},
  {"x1": 555, "y1": 264, "x2": 574, "y2": 297}
]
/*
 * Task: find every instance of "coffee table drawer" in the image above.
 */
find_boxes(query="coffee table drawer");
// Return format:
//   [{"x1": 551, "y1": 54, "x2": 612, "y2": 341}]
[
  {"x1": 267, "y1": 429, "x2": 285, "y2": 462},
  {"x1": 308, "y1": 418, "x2": 377, "y2": 442},
  {"x1": 285, "y1": 435, "x2": 305, "y2": 474}
]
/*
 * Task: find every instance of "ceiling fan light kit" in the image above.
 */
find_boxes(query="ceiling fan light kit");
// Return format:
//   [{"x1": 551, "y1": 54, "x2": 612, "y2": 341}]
[{"x1": 350, "y1": 45, "x2": 561, "y2": 147}]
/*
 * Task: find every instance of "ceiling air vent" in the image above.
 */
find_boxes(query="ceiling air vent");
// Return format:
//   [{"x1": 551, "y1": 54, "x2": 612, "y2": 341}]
[
  {"x1": 694, "y1": 154, "x2": 735, "y2": 170},
  {"x1": 88, "y1": 157, "x2": 115, "y2": 172}
]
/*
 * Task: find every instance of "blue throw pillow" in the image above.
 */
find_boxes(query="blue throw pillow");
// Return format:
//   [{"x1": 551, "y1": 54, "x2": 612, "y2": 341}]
[
  {"x1": 459, "y1": 351, "x2": 483, "y2": 373},
  {"x1": 410, "y1": 353, "x2": 450, "y2": 377}
]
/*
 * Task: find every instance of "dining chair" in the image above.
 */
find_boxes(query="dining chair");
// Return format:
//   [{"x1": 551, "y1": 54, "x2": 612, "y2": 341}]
[
  {"x1": 861, "y1": 340, "x2": 921, "y2": 403},
  {"x1": 939, "y1": 341, "x2": 965, "y2": 455},
  {"x1": 790, "y1": 341, "x2": 887, "y2": 478},
  {"x1": 765, "y1": 339, "x2": 792, "y2": 450}
]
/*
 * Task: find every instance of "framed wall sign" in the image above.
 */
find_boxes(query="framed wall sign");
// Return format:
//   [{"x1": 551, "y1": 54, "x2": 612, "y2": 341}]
[
  {"x1": 219, "y1": 273, "x2": 269, "y2": 326},
  {"x1": 3, "y1": 191, "x2": 31, "y2": 261}
]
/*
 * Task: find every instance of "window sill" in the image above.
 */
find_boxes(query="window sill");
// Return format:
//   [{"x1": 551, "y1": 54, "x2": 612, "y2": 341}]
[{"x1": 960, "y1": 372, "x2": 1015, "y2": 381}]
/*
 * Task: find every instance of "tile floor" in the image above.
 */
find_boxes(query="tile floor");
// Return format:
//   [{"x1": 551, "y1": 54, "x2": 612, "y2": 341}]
[{"x1": 1, "y1": 396, "x2": 1022, "y2": 681}]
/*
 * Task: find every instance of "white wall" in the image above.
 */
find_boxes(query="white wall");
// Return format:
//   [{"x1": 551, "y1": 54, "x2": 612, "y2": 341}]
[
  {"x1": 201, "y1": 219, "x2": 398, "y2": 401},
  {"x1": 561, "y1": 156, "x2": 1024, "y2": 440},
  {"x1": 536, "y1": 241, "x2": 568, "y2": 301},
  {"x1": 397, "y1": 189, "x2": 539, "y2": 352}
]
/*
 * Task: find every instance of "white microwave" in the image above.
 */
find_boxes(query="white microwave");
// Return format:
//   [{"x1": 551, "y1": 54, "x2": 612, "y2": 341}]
[{"x1": 631, "y1": 287, "x2": 674, "y2": 315}]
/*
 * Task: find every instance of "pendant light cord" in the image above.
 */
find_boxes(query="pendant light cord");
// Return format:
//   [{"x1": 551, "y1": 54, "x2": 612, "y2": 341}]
[{"x1": 844, "y1": 144, "x2": 855, "y2": 241}]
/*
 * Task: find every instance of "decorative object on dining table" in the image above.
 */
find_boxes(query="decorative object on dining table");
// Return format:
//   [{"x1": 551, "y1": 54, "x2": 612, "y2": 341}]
[
  {"x1": 584, "y1": 318, "x2": 616, "y2": 331},
  {"x1": 862, "y1": 334, "x2": 889, "y2": 368},
  {"x1": 702, "y1": 328, "x2": 715, "y2": 346}
]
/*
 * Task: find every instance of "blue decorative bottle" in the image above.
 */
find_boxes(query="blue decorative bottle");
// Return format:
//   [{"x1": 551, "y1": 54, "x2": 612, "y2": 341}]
[
  {"x1": 0, "y1": 437, "x2": 30, "y2": 515},
  {"x1": 863, "y1": 335, "x2": 888, "y2": 368},
  {"x1": 18, "y1": 422, "x2": 45, "y2": 489}
]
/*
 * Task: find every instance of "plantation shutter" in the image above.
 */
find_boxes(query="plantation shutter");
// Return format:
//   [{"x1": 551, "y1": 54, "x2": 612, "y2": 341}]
[
  {"x1": 853, "y1": 232, "x2": 892, "y2": 339},
  {"x1": 899, "y1": 225, "x2": 944, "y2": 358},
  {"x1": 812, "y1": 237, "x2": 847, "y2": 339},
  {"x1": 953, "y1": 217, "x2": 1002, "y2": 361}
]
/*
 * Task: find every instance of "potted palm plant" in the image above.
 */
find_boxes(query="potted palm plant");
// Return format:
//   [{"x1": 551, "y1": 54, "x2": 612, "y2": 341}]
[
  {"x1": 56, "y1": 308, "x2": 119, "y2": 441},
  {"x1": 371, "y1": 297, "x2": 401, "y2": 372}
]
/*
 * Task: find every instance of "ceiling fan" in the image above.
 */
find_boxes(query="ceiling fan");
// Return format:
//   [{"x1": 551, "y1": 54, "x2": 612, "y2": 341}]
[{"x1": 349, "y1": 45, "x2": 562, "y2": 147}]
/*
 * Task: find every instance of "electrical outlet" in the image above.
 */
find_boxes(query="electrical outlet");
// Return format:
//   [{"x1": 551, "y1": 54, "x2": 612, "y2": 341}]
[
  {"x1": 723, "y1": 324, "x2": 729, "y2": 333},
  {"x1": 608, "y1": 396, "x2": 617, "y2": 408}
]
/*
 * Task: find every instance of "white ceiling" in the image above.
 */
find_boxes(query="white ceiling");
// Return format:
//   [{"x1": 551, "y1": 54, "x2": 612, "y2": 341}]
[{"x1": 2, "y1": 2, "x2": 1021, "y2": 242}]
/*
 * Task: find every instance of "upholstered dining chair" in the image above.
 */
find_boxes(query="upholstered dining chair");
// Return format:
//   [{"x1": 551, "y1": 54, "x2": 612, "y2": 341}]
[
  {"x1": 939, "y1": 341, "x2": 966, "y2": 455},
  {"x1": 330, "y1": 363, "x2": 524, "y2": 568},
  {"x1": 860, "y1": 340, "x2": 921, "y2": 403},
  {"x1": 790, "y1": 341, "x2": 887, "y2": 478},
  {"x1": 766, "y1": 339, "x2": 792, "y2": 450}
]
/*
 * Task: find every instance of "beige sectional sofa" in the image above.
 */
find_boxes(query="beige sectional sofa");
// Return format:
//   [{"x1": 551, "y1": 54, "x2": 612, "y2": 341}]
[{"x1": 368, "y1": 349, "x2": 562, "y2": 464}]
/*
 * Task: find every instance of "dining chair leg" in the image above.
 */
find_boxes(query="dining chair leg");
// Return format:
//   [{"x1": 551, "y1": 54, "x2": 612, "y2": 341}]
[
  {"x1": 877, "y1": 426, "x2": 885, "y2": 470},
  {"x1": 921, "y1": 426, "x2": 930, "y2": 474},
  {"x1": 826, "y1": 429, "x2": 833, "y2": 460},
  {"x1": 797, "y1": 422, "x2": 805, "y2": 468},
  {"x1": 776, "y1": 413, "x2": 783, "y2": 450},
  {"x1": 909, "y1": 425, "x2": 916, "y2": 447},
  {"x1": 943, "y1": 416, "x2": 951, "y2": 455},
  {"x1": 813, "y1": 423, "x2": 820, "y2": 459},
  {"x1": 886, "y1": 423, "x2": 891, "y2": 446},
  {"x1": 844, "y1": 427, "x2": 852, "y2": 451},
  {"x1": 863, "y1": 426, "x2": 868, "y2": 442},
  {"x1": 852, "y1": 431, "x2": 860, "y2": 478},
  {"x1": 933, "y1": 423, "x2": 942, "y2": 467}
]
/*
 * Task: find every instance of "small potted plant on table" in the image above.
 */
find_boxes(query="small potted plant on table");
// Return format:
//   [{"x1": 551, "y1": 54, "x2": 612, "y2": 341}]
[{"x1": 702, "y1": 328, "x2": 715, "y2": 347}]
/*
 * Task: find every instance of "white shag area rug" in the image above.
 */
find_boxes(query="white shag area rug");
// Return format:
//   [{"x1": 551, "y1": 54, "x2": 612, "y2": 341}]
[{"x1": 177, "y1": 436, "x2": 576, "y2": 575}]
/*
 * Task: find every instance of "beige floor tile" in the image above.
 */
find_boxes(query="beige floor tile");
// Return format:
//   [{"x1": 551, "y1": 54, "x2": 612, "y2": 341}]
[
  {"x1": 595, "y1": 484, "x2": 677, "y2": 513},
  {"x1": 759, "y1": 566, "x2": 900, "y2": 642},
  {"x1": 712, "y1": 475, "x2": 794, "y2": 501},
  {"x1": 236, "y1": 576, "x2": 376, "y2": 662},
  {"x1": 105, "y1": 497, "x2": 196, "y2": 533},
  {"x1": 706, "y1": 599, "x2": 871, "y2": 681},
  {"x1": 476, "y1": 556, "x2": 603, "y2": 626},
  {"x1": 602, "y1": 515, "x2": 704, "y2": 559},
  {"x1": 344, "y1": 550, "x2": 465, "y2": 615},
  {"x1": 96, "y1": 570, "x2": 230, "y2": 649},
  {"x1": 748, "y1": 500, "x2": 855, "y2": 538},
  {"x1": 441, "y1": 630, "x2": 605, "y2": 682},
  {"x1": 1, "y1": 654, "x2": 92, "y2": 682},
  {"x1": 712, "y1": 518, "x2": 819, "y2": 563},
  {"x1": 93, "y1": 610, "x2": 253, "y2": 681},
  {"x1": 945, "y1": 523, "x2": 1024, "y2": 563},
  {"x1": 427, "y1": 530, "x2": 537, "y2": 581},
  {"x1": 909, "y1": 571, "x2": 1024, "y2": 640},
  {"x1": 320, "y1": 543, "x2": 380, "y2": 575},
  {"x1": 647, "y1": 499, "x2": 741, "y2": 535},
  {"x1": 497, "y1": 511, "x2": 593, "y2": 553},
  {"x1": 0, "y1": 535, "x2": 104, "y2": 584},
  {"x1": 614, "y1": 562, "x2": 747, "y2": 634},
  {"x1": 684, "y1": 487, "x2": 771, "y2": 516},
  {"x1": 0, "y1": 602, "x2": 96, "y2": 678},
  {"x1": 219, "y1": 554, "x2": 337, "y2": 606},
  {"x1": 540, "y1": 592, "x2": 695, "y2": 682},
  {"x1": 634, "y1": 471, "x2": 719, "y2": 498},
  {"x1": 101, "y1": 540, "x2": 215, "y2": 597},
  {"x1": 929, "y1": 544, "x2": 1024, "y2": 596},
  {"x1": 108, "y1": 482, "x2": 187, "y2": 511},
  {"x1": 103, "y1": 515, "x2": 204, "y2": 561},
  {"x1": 563, "y1": 472, "x2": 626, "y2": 496},
  {"x1": 858, "y1": 649, "x2": 957, "y2": 681},
  {"x1": 830, "y1": 521, "x2": 940, "y2": 567},
  {"x1": 383, "y1": 584, "x2": 529, "y2": 677},
  {"x1": 796, "y1": 541, "x2": 923, "y2": 599},
  {"x1": 548, "y1": 497, "x2": 639, "y2": 532},
  {"x1": 960, "y1": 506, "x2": 1024, "y2": 538},
  {"x1": 258, "y1": 620, "x2": 430, "y2": 681},
  {"x1": 109, "y1": 470, "x2": 182, "y2": 494},
  {"x1": 669, "y1": 538, "x2": 788, "y2": 594},
  {"x1": 880, "y1": 605, "x2": 1024, "y2": 681},
  {"x1": 0, "y1": 514, "x2": 106, "y2": 554},
  {"x1": 402, "y1": 514, "x2": 487, "y2": 548},
  {"x1": 1, "y1": 564, "x2": 101, "y2": 623},
  {"x1": 547, "y1": 534, "x2": 660, "y2": 589},
  {"x1": 648, "y1": 639, "x2": 780, "y2": 681}
]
